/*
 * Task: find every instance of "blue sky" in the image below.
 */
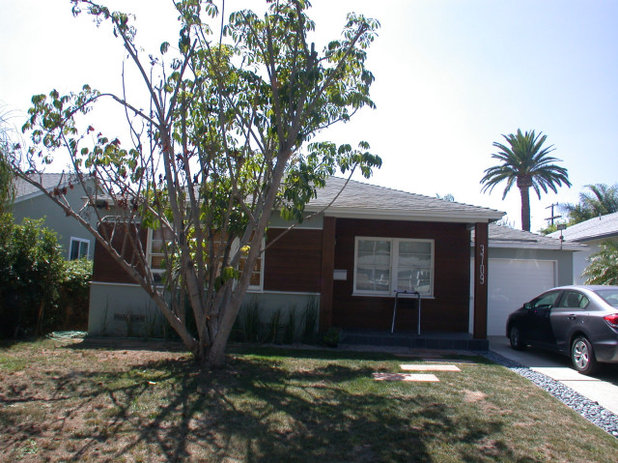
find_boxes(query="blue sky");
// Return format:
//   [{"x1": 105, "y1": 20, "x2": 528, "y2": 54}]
[{"x1": 2, "y1": 0, "x2": 617, "y2": 231}]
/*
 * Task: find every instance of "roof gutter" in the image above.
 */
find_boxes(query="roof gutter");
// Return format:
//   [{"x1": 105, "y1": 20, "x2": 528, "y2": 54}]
[{"x1": 312, "y1": 206, "x2": 504, "y2": 224}]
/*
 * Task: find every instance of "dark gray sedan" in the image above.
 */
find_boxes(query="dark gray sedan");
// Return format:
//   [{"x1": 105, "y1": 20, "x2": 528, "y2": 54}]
[{"x1": 506, "y1": 285, "x2": 618, "y2": 375}]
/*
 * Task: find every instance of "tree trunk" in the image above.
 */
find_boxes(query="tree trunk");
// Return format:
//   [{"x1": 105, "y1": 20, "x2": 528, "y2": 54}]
[
  {"x1": 35, "y1": 300, "x2": 45, "y2": 337},
  {"x1": 518, "y1": 182, "x2": 531, "y2": 232}
]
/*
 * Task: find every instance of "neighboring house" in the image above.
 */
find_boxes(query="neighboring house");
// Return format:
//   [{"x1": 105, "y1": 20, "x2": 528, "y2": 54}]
[
  {"x1": 548, "y1": 212, "x2": 618, "y2": 284},
  {"x1": 12, "y1": 173, "x2": 97, "y2": 260},
  {"x1": 475, "y1": 224, "x2": 586, "y2": 336},
  {"x1": 88, "y1": 177, "x2": 581, "y2": 339}
]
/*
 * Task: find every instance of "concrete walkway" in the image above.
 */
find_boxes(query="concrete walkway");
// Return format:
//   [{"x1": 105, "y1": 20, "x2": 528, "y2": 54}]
[{"x1": 488, "y1": 336, "x2": 618, "y2": 415}]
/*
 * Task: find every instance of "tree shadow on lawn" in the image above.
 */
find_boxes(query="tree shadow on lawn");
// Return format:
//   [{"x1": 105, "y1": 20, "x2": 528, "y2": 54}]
[
  {"x1": 1, "y1": 345, "x2": 537, "y2": 463},
  {"x1": 81, "y1": 357, "x2": 536, "y2": 461}
]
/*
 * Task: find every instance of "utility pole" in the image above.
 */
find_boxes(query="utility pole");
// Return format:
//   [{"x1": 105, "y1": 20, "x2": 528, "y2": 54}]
[{"x1": 545, "y1": 203, "x2": 562, "y2": 226}]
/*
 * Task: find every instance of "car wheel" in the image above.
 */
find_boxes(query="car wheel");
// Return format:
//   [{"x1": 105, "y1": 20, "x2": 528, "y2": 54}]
[
  {"x1": 571, "y1": 336, "x2": 598, "y2": 375},
  {"x1": 509, "y1": 325, "x2": 524, "y2": 350}
]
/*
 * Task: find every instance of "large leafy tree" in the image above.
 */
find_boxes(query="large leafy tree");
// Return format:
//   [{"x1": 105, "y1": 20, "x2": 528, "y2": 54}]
[
  {"x1": 13, "y1": 0, "x2": 381, "y2": 367},
  {"x1": 582, "y1": 241, "x2": 618, "y2": 285},
  {"x1": 480, "y1": 129, "x2": 571, "y2": 231},
  {"x1": 0, "y1": 110, "x2": 15, "y2": 212},
  {"x1": 563, "y1": 183, "x2": 618, "y2": 224}
]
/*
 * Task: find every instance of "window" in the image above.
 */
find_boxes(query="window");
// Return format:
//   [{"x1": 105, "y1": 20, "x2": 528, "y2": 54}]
[
  {"x1": 530, "y1": 291, "x2": 560, "y2": 309},
  {"x1": 557, "y1": 291, "x2": 589, "y2": 309},
  {"x1": 354, "y1": 237, "x2": 434, "y2": 296},
  {"x1": 148, "y1": 228, "x2": 171, "y2": 283},
  {"x1": 236, "y1": 238, "x2": 264, "y2": 290},
  {"x1": 147, "y1": 229, "x2": 263, "y2": 290},
  {"x1": 69, "y1": 237, "x2": 90, "y2": 260},
  {"x1": 595, "y1": 289, "x2": 618, "y2": 307}
]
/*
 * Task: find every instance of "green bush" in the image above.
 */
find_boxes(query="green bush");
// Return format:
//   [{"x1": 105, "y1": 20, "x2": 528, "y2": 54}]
[
  {"x1": 322, "y1": 327, "x2": 341, "y2": 348},
  {"x1": 0, "y1": 214, "x2": 92, "y2": 337},
  {"x1": 58, "y1": 258, "x2": 93, "y2": 330},
  {"x1": 583, "y1": 240, "x2": 618, "y2": 285}
]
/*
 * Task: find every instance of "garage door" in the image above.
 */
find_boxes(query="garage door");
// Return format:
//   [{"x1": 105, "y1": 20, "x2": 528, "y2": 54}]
[{"x1": 487, "y1": 259, "x2": 556, "y2": 336}]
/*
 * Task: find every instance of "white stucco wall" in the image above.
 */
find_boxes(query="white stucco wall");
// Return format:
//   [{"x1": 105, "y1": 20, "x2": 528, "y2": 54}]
[{"x1": 88, "y1": 282, "x2": 320, "y2": 338}]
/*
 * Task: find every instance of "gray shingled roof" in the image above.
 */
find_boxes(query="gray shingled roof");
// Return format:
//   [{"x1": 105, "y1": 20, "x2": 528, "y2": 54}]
[
  {"x1": 16, "y1": 174, "x2": 504, "y2": 224},
  {"x1": 480, "y1": 224, "x2": 585, "y2": 251},
  {"x1": 307, "y1": 177, "x2": 504, "y2": 223},
  {"x1": 548, "y1": 211, "x2": 618, "y2": 242},
  {"x1": 14, "y1": 173, "x2": 66, "y2": 199}
]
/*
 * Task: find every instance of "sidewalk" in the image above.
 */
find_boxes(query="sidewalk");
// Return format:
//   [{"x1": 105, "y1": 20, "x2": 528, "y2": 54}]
[{"x1": 488, "y1": 336, "x2": 618, "y2": 415}]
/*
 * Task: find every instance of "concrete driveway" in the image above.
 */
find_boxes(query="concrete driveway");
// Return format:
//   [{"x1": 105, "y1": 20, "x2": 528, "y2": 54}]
[{"x1": 489, "y1": 336, "x2": 618, "y2": 415}]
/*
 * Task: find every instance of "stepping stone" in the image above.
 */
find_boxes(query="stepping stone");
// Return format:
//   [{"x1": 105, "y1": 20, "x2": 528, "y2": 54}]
[
  {"x1": 421, "y1": 359, "x2": 476, "y2": 364},
  {"x1": 372, "y1": 372, "x2": 439, "y2": 382},
  {"x1": 400, "y1": 364, "x2": 461, "y2": 372}
]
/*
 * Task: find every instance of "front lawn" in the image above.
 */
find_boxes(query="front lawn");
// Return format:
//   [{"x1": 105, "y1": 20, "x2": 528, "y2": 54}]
[{"x1": 0, "y1": 338, "x2": 616, "y2": 462}]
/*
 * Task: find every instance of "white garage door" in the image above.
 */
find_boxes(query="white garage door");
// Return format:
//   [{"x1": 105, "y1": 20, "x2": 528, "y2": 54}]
[{"x1": 486, "y1": 259, "x2": 556, "y2": 336}]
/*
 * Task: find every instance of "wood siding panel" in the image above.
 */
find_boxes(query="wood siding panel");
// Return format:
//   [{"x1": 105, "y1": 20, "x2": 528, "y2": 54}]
[
  {"x1": 319, "y1": 217, "x2": 336, "y2": 330},
  {"x1": 473, "y1": 222, "x2": 488, "y2": 338},
  {"x1": 263, "y1": 228, "x2": 322, "y2": 293},
  {"x1": 92, "y1": 223, "x2": 148, "y2": 284},
  {"x1": 332, "y1": 219, "x2": 470, "y2": 332}
]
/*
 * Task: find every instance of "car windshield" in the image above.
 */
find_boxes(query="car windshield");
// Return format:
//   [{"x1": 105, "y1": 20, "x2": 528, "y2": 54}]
[{"x1": 594, "y1": 289, "x2": 618, "y2": 307}]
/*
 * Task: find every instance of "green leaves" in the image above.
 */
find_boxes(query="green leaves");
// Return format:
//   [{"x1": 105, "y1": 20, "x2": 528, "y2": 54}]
[
  {"x1": 583, "y1": 241, "x2": 618, "y2": 285},
  {"x1": 278, "y1": 141, "x2": 381, "y2": 222},
  {"x1": 563, "y1": 184, "x2": 618, "y2": 224},
  {"x1": 481, "y1": 129, "x2": 571, "y2": 199},
  {"x1": 20, "y1": 0, "x2": 382, "y2": 364},
  {"x1": 481, "y1": 129, "x2": 571, "y2": 230}
]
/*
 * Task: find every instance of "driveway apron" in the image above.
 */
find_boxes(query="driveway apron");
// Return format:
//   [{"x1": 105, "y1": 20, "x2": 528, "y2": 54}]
[{"x1": 489, "y1": 336, "x2": 618, "y2": 416}]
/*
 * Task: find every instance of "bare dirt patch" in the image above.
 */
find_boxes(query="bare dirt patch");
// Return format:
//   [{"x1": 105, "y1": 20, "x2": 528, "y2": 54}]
[{"x1": 463, "y1": 389, "x2": 488, "y2": 403}]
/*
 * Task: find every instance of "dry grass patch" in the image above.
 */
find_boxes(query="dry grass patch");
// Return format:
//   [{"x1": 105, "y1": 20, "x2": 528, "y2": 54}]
[{"x1": 0, "y1": 339, "x2": 616, "y2": 462}]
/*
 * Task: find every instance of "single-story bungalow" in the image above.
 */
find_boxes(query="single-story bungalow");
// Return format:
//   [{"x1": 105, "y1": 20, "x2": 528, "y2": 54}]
[{"x1": 87, "y1": 177, "x2": 583, "y2": 340}]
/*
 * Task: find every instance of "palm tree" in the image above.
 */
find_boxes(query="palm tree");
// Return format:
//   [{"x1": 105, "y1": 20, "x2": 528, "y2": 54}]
[
  {"x1": 480, "y1": 129, "x2": 571, "y2": 231},
  {"x1": 563, "y1": 183, "x2": 618, "y2": 224}
]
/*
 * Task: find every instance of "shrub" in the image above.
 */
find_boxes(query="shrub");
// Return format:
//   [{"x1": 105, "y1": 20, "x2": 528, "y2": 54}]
[
  {"x1": 58, "y1": 258, "x2": 93, "y2": 330},
  {"x1": 322, "y1": 327, "x2": 341, "y2": 348},
  {"x1": 0, "y1": 214, "x2": 92, "y2": 337},
  {"x1": 583, "y1": 240, "x2": 618, "y2": 285}
]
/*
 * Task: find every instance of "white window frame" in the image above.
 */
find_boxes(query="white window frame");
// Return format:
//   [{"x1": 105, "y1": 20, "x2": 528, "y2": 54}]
[
  {"x1": 147, "y1": 228, "x2": 169, "y2": 283},
  {"x1": 353, "y1": 236, "x2": 435, "y2": 297},
  {"x1": 68, "y1": 237, "x2": 90, "y2": 260},
  {"x1": 230, "y1": 237, "x2": 265, "y2": 292},
  {"x1": 147, "y1": 229, "x2": 264, "y2": 291}
]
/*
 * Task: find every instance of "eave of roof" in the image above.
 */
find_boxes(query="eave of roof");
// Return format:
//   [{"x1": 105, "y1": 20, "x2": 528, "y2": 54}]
[
  {"x1": 473, "y1": 224, "x2": 587, "y2": 251},
  {"x1": 13, "y1": 173, "x2": 93, "y2": 204},
  {"x1": 306, "y1": 177, "x2": 505, "y2": 224},
  {"x1": 548, "y1": 211, "x2": 618, "y2": 242}
]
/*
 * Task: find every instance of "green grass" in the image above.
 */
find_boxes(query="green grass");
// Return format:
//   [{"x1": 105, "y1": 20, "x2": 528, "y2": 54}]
[{"x1": 0, "y1": 339, "x2": 616, "y2": 462}]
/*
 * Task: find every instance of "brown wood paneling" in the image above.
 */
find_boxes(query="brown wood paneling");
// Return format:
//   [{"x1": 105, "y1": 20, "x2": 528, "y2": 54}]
[
  {"x1": 263, "y1": 228, "x2": 323, "y2": 293},
  {"x1": 319, "y1": 217, "x2": 336, "y2": 330},
  {"x1": 332, "y1": 219, "x2": 470, "y2": 332},
  {"x1": 92, "y1": 223, "x2": 148, "y2": 284},
  {"x1": 473, "y1": 222, "x2": 488, "y2": 339}
]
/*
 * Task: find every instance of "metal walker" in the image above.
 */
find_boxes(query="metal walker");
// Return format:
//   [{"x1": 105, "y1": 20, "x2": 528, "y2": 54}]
[{"x1": 391, "y1": 289, "x2": 421, "y2": 335}]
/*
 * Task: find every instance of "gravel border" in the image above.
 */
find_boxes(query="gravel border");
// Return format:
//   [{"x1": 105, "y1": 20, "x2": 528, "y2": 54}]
[{"x1": 484, "y1": 351, "x2": 618, "y2": 438}]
